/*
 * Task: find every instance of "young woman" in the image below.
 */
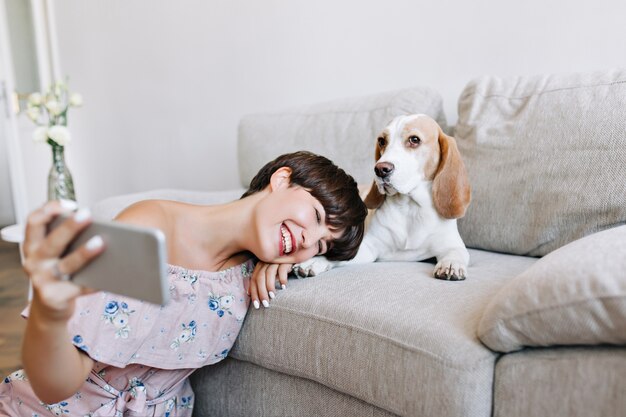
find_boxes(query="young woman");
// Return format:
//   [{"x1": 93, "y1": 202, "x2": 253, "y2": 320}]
[{"x1": 0, "y1": 151, "x2": 366, "y2": 416}]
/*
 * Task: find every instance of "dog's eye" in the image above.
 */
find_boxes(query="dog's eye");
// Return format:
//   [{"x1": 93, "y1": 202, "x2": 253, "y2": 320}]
[
  {"x1": 408, "y1": 135, "x2": 421, "y2": 146},
  {"x1": 377, "y1": 137, "x2": 386, "y2": 148}
]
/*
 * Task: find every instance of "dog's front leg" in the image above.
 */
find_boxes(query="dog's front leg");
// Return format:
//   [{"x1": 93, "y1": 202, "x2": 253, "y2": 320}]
[
  {"x1": 433, "y1": 246, "x2": 470, "y2": 281},
  {"x1": 294, "y1": 235, "x2": 380, "y2": 277}
]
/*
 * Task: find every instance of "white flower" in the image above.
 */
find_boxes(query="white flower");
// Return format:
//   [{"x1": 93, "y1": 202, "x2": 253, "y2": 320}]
[
  {"x1": 112, "y1": 313, "x2": 130, "y2": 329},
  {"x1": 27, "y1": 92, "x2": 43, "y2": 106},
  {"x1": 219, "y1": 295, "x2": 235, "y2": 309},
  {"x1": 47, "y1": 125, "x2": 71, "y2": 146},
  {"x1": 33, "y1": 127, "x2": 48, "y2": 143},
  {"x1": 53, "y1": 82, "x2": 66, "y2": 97},
  {"x1": 45, "y1": 100, "x2": 63, "y2": 116},
  {"x1": 26, "y1": 107, "x2": 40, "y2": 122},
  {"x1": 69, "y1": 93, "x2": 83, "y2": 107}
]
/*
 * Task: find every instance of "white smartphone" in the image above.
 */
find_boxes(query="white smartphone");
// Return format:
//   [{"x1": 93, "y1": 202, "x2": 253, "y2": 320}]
[{"x1": 48, "y1": 215, "x2": 170, "y2": 305}]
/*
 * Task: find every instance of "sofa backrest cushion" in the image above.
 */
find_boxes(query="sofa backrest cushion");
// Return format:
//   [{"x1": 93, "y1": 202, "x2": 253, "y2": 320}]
[
  {"x1": 477, "y1": 225, "x2": 626, "y2": 353},
  {"x1": 91, "y1": 188, "x2": 246, "y2": 221},
  {"x1": 238, "y1": 87, "x2": 447, "y2": 187},
  {"x1": 455, "y1": 69, "x2": 626, "y2": 256}
]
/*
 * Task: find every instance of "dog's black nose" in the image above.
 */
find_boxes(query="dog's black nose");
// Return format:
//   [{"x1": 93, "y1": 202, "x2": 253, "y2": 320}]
[{"x1": 374, "y1": 162, "x2": 395, "y2": 178}]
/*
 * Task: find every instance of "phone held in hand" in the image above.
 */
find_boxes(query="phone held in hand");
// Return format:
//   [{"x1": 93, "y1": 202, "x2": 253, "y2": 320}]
[{"x1": 47, "y1": 215, "x2": 170, "y2": 306}]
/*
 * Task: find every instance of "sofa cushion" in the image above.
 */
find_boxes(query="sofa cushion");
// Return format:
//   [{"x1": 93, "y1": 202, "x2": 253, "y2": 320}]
[
  {"x1": 478, "y1": 226, "x2": 626, "y2": 353},
  {"x1": 230, "y1": 249, "x2": 536, "y2": 417},
  {"x1": 238, "y1": 87, "x2": 447, "y2": 187},
  {"x1": 493, "y1": 347, "x2": 626, "y2": 417},
  {"x1": 191, "y1": 358, "x2": 397, "y2": 417},
  {"x1": 90, "y1": 188, "x2": 246, "y2": 221},
  {"x1": 455, "y1": 68, "x2": 626, "y2": 256}
]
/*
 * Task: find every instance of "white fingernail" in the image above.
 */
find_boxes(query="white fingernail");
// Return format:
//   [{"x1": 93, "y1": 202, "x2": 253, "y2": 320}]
[
  {"x1": 59, "y1": 199, "x2": 78, "y2": 211},
  {"x1": 262, "y1": 300, "x2": 269, "y2": 308},
  {"x1": 269, "y1": 291, "x2": 275, "y2": 299},
  {"x1": 281, "y1": 284, "x2": 287, "y2": 290},
  {"x1": 253, "y1": 300, "x2": 260, "y2": 309},
  {"x1": 74, "y1": 208, "x2": 91, "y2": 223},
  {"x1": 86, "y1": 235, "x2": 103, "y2": 251}
]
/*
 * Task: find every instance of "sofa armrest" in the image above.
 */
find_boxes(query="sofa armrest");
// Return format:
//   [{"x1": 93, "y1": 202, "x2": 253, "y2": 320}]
[{"x1": 90, "y1": 188, "x2": 246, "y2": 221}]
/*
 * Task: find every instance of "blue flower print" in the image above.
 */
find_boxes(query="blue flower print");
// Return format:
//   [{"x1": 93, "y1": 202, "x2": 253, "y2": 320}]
[
  {"x1": 72, "y1": 335, "x2": 88, "y2": 351},
  {"x1": 207, "y1": 292, "x2": 234, "y2": 317},
  {"x1": 164, "y1": 398, "x2": 176, "y2": 417},
  {"x1": 129, "y1": 377, "x2": 146, "y2": 398},
  {"x1": 181, "y1": 270, "x2": 198, "y2": 287},
  {"x1": 102, "y1": 300, "x2": 135, "y2": 339},
  {"x1": 104, "y1": 301, "x2": 119, "y2": 315},
  {"x1": 42, "y1": 401, "x2": 70, "y2": 415},
  {"x1": 179, "y1": 395, "x2": 193, "y2": 410},
  {"x1": 170, "y1": 320, "x2": 197, "y2": 350},
  {"x1": 214, "y1": 348, "x2": 229, "y2": 361}
]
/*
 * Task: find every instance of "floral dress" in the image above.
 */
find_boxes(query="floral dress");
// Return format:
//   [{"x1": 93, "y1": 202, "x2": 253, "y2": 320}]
[{"x1": 0, "y1": 259, "x2": 254, "y2": 417}]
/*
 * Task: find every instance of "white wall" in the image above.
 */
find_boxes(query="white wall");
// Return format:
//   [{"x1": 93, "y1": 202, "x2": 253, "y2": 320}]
[{"x1": 15, "y1": 0, "x2": 626, "y2": 210}]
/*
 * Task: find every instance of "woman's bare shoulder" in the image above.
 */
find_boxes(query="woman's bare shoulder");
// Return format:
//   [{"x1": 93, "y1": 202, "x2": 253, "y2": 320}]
[{"x1": 114, "y1": 199, "x2": 175, "y2": 229}]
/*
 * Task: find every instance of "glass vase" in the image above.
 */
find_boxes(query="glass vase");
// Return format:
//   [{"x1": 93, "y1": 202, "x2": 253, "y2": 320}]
[{"x1": 48, "y1": 144, "x2": 76, "y2": 202}]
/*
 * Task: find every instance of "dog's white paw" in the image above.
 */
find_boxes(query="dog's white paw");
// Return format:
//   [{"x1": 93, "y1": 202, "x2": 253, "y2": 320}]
[
  {"x1": 294, "y1": 257, "x2": 333, "y2": 278},
  {"x1": 433, "y1": 258, "x2": 467, "y2": 281}
]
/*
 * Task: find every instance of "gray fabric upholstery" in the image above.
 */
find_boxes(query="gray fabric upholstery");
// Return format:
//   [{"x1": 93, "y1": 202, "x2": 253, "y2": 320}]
[
  {"x1": 478, "y1": 226, "x2": 626, "y2": 352},
  {"x1": 237, "y1": 87, "x2": 447, "y2": 187},
  {"x1": 493, "y1": 347, "x2": 626, "y2": 417},
  {"x1": 455, "y1": 69, "x2": 626, "y2": 256},
  {"x1": 228, "y1": 249, "x2": 536, "y2": 417},
  {"x1": 90, "y1": 188, "x2": 246, "y2": 221},
  {"x1": 190, "y1": 358, "x2": 397, "y2": 417}
]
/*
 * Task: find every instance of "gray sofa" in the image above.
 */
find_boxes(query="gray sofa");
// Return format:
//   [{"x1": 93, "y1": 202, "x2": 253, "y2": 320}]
[{"x1": 93, "y1": 69, "x2": 626, "y2": 417}]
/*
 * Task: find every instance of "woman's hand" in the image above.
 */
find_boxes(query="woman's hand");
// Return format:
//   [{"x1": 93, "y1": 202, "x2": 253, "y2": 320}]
[
  {"x1": 23, "y1": 200, "x2": 105, "y2": 323},
  {"x1": 249, "y1": 262, "x2": 291, "y2": 309}
]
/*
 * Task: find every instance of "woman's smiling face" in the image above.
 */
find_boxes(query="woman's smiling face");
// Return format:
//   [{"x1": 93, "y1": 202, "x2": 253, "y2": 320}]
[{"x1": 251, "y1": 168, "x2": 342, "y2": 264}]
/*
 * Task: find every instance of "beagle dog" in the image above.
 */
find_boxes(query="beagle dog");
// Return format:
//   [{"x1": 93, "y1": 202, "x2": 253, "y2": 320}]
[{"x1": 295, "y1": 114, "x2": 471, "y2": 280}]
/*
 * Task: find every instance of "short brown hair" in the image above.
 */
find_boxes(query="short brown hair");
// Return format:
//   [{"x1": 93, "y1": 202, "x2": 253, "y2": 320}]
[{"x1": 241, "y1": 151, "x2": 367, "y2": 261}]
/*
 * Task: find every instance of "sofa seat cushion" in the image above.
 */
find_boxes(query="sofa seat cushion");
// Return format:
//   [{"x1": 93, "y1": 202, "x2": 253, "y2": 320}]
[
  {"x1": 455, "y1": 68, "x2": 626, "y2": 256},
  {"x1": 238, "y1": 86, "x2": 447, "y2": 187},
  {"x1": 493, "y1": 347, "x2": 626, "y2": 417},
  {"x1": 478, "y1": 226, "x2": 626, "y2": 353},
  {"x1": 230, "y1": 249, "x2": 536, "y2": 417}
]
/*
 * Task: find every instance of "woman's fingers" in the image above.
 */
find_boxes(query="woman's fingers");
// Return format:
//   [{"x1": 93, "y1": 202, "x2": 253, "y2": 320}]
[
  {"x1": 30, "y1": 234, "x2": 105, "y2": 291},
  {"x1": 264, "y1": 263, "x2": 279, "y2": 301},
  {"x1": 23, "y1": 200, "x2": 107, "y2": 322},
  {"x1": 23, "y1": 200, "x2": 77, "y2": 260},
  {"x1": 249, "y1": 263, "x2": 265, "y2": 309},
  {"x1": 276, "y1": 264, "x2": 291, "y2": 289},
  {"x1": 38, "y1": 208, "x2": 93, "y2": 260},
  {"x1": 250, "y1": 262, "x2": 293, "y2": 310},
  {"x1": 56, "y1": 235, "x2": 105, "y2": 280}
]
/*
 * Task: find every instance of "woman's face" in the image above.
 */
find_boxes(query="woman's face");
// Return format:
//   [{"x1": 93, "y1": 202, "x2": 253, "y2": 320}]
[{"x1": 252, "y1": 169, "x2": 342, "y2": 264}]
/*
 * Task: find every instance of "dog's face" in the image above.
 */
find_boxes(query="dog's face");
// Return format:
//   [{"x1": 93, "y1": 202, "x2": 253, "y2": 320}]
[
  {"x1": 373, "y1": 114, "x2": 441, "y2": 195},
  {"x1": 364, "y1": 114, "x2": 471, "y2": 219}
]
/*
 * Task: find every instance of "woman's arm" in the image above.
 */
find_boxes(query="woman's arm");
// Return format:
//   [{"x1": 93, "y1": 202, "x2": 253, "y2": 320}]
[
  {"x1": 20, "y1": 201, "x2": 104, "y2": 404},
  {"x1": 22, "y1": 300, "x2": 95, "y2": 404}
]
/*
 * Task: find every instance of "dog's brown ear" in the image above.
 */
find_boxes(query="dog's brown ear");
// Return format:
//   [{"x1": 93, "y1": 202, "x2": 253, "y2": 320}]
[
  {"x1": 363, "y1": 132, "x2": 387, "y2": 209},
  {"x1": 432, "y1": 127, "x2": 471, "y2": 219},
  {"x1": 363, "y1": 181, "x2": 385, "y2": 209}
]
